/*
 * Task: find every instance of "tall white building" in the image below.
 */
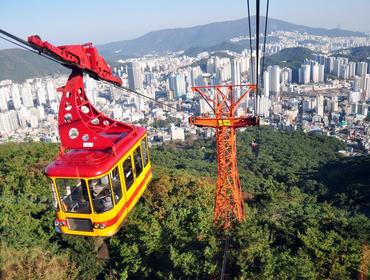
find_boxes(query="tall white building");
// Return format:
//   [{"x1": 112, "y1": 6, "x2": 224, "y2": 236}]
[
  {"x1": 333, "y1": 58, "x2": 347, "y2": 77},
  {"x1": 354, "y1": 75, "x2": 364, "y2": 92},
  {"x1": 231, "y1": 59, "x2": 241, "y2": 85},
  {"x1": 311, "y1": 63, "x2": 319, "y2": 83},
  {"x1": 332, "y1": 95, "x2": 339, "y2": 112},
  {"x1": 318, "y1": 64, "x2": 325, "y2": 83},
  {"x1": 356, "y1": 62, "x2": 368, "y2": 76},
  {"x1": 240, "y1": 53, "x2": 250, "y2": 74},
  {"x1": 169, "y1": 73, "x2": 186, "y2": 99},
  {"x1": 339, "y1": 64, "x2": 349, "y2": 80},
  {"x1": 0, "y1": 86, "x2": 9, "y2": 111},
  {"x1": 263, "y1": 70, "x2": 270, "y2": 97},
  {"x1": 316, "y1": 95, "x2": 324, "y2": 117},
  {"x1": 190, "y1": 66, "x2": 203, "y2": 87},
  {"x1": 0, "y1": 110, "x2": 19, "y2": 133},
  {"x1": 175, "y1": 73, "x2": 186, "y2": 98},
  {"x1": 353, "y1": 74, "x2": 370, "y2": 101},
  {"x1": 299, "y1": 64, "x2": 311, "y2": 84},
  {"x1": 258, "y1": 95, "x2": 270, "y2": 117},
  {"x1": 325, "y1": 57, "x2": 335, "y2": 73},
  {"x1": 348, "y1": 62, "x2": 356, "y2": 78},
  {"x1": 333, "y1": 58, "x2": 342, "y2": 77},
  {"x1": 36, "y1": 86, "x2": 47, "y2": 106},
  {"x1": 280, "y1": 67, "x2": 292, "y2": 84},
  {"x1": 364, "y1": 74, "x2": 370, "y2": 101},
  {"x1": 46, "y1": 80, "x2": 57, "y2": 104},
  {"x1": 11, "y1": 84, "x2": 22, "y2": 110},
  {"x1": 269, "y1": 65, "x2": 280, "y2": 94},
  {"x1": 206, "y1": 57, "x2": 215, "y2": 74},
  {"x1": 217, "y1": 58, "x2": 231, "y2": 83},
  {"x1": 20, "y1": 83, "x2": 34, "y2": 108},
  {"x1": 127, "y1": 61, "x2": 143, "y2": 90}
]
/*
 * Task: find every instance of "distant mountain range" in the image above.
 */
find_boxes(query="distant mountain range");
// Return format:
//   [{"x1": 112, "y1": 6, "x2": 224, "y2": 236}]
[
  {"x1": 98, "y1": 16, "x2": 367, "y2": 58},
  {"x1": 0, "y1": 49, "x2": 66, "y2": 82},
  {"x1": 0, "y1": 17, "x2": 368, "y2": 82}
]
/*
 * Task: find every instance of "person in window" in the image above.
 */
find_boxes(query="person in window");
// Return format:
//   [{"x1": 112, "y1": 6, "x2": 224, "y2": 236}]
[
  {"x1": 102, "y1": 189, "x2": 113, "y2": 211},
  {"x1": 91, "y1": 182, "x2": 104, "y2": 198}
]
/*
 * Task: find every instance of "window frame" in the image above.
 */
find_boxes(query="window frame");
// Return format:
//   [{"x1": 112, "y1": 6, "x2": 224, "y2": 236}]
[
  {"x1": 122, "y1": 155, "x2": 134, "y2": 191},
  {"x1": 111, "y1": 165, "x2": 123, "y2": 204},
  {"x1": 88, "y1": 174, "x2": 115, "y2": 214},
  {"x1": 133, "y1": 146, "x2": 143, "y2": 178},
  {"x1": 50, "y1": 180, "x2": 60, "y2": 212},
  {"x1": 55, "y1": 178, "x2": 92, "y2": 214},
  {"x1": 141, "y1": 138, "x2": 149, "y2": 167}
]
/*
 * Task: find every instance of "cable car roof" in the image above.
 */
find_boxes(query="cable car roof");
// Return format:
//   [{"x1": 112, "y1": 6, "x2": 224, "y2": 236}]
[{"x1": 45, "y1": 127, "x2": 146, "y2": 178}]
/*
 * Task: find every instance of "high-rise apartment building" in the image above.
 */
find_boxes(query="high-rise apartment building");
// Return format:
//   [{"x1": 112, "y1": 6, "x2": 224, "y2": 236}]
[
  {"x1": 316, "y1": 94, "x2": 324, "y2": 117},
  {"x1": 231, "y1": 59, "x2": 241, "y2": 85},
  {"x1": 348, "y1": 62, "x2": 356, "y2": 78},
  {"x1": 127, "y1": 61, "x2": 143, "y2": 90},
  {"x1": 263, "y1": 70, "x2": 270, "y2": 97},
  {"x1": 20, "y1": 83, "x2": 34, "y2": 108},
  {"x1": 356, "y1": 61, "x2": 368, "y2": 77},
  {"x1": 11, "y1": 84, "x2": 21, "y2": 110},
  {"x1": 299, "y1": 64, "x2": 311, "y2": 84},
  {"x1": 269, "y1": 65, "x2": 281, "y2": 94},
  {"x1": 311, "y1": 63, "x2": 319, "y2": 83},
  {"x1": 318, "y1": 64, "x2": 325, "y2": 83},
  {"x1": 0, "y1": 86, "x2": 9, "y2": 111}
]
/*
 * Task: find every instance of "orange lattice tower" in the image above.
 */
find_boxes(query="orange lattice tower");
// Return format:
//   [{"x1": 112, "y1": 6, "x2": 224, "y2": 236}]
[{"x1": 189, "y1": 85, "x2": 259, "y2": 228}]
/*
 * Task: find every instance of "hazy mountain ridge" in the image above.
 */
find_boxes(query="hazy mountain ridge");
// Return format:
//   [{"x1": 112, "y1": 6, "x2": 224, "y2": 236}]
[
  {"x1": 98, "y1": 16, "x2": 367, "y2": 57},
  {"x1": 0, "y1": 49, "x2": 67, "y2": 82},
  {"x1": 0, "y1": 17, "x2": 367, "y2": 82}
]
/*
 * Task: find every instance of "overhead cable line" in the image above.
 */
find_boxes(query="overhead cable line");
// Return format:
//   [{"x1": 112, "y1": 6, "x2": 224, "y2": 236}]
[
  {"x1": 0, "y1": 29, "x2": 178, "y2": 112},
  {"x1": 260, "y1": 0, "x2": 270, "y2": 93},
  {"x1": 255, "y1": 0, "x2": 260, "y2": 114},
  {"x1": 246, "y1": 0, "x2": 254, "y2": 84}
]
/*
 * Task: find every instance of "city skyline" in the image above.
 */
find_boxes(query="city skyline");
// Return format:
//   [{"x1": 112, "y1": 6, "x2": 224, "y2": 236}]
[{"x1": 1, "y1": 0, "x2": 370, "y2": 50}]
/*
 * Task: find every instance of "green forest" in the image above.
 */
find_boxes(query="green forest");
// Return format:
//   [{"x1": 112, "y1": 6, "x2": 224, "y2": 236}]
[{"x1": 0, "y1": 126, "x2": 369, "y2": 279}]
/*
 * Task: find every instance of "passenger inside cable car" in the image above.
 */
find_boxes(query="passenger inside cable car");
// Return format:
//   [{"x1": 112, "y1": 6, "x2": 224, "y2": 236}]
[
  {"x1": 89, "y1": 175, "x2": 114, "y2": 213},
  {"x1": 56, "y1": 178, "x2": 91, "y2": 214}
]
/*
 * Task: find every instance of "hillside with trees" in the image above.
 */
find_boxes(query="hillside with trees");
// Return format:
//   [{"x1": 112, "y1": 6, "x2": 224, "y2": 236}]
[
  {"x1": 0, "y1": 48, "x2": 67, "y2": 82},
  {"x1": 332, "y1": 46, "x2": 370, "y2": 64},
  {"x1": 0, "y1": 127, "x2": 369, "y2": 279}
]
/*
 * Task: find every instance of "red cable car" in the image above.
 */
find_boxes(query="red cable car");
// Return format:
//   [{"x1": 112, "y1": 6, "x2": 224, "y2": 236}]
[{"x1": 28, "y1": 36, "x2": 152, "y2": 236}]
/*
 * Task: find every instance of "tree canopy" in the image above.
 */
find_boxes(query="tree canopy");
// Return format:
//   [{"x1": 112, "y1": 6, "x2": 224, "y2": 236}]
[{"x1": 0, "y1": 126, "x2": 369, "y2": 279}]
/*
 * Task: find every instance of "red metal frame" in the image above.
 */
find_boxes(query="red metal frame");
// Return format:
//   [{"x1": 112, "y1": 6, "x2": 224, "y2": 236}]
[
  {"x1": 190, "y1": 85, "x2": 259, "y2": 229},
  {"x1": 28, "y1": 35, "x2": 122, "y2": 85},
  {"x1": 56, "y1": 69, "x2": 135, "y2": 155},
  {"x1": 28, "y1": 36, "x2": 137, "y2": 156}
]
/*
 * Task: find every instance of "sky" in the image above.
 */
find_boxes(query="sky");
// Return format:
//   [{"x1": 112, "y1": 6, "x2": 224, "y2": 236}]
[{"x1": 0, "y1": 0, "x2": 369, "y2": 49}]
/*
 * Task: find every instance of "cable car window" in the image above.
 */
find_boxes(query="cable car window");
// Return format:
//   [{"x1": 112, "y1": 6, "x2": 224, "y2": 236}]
[
  {"x1": 123, "y1": 156, "x2": 134, "y2": 190},
  {"x1": 141, "y1": 139, "x2": 148, "y2": 167},
  {"x1": 89, "y1": 175, "x2": 114, "y2": 213},
  {"x1": 133, "y1": 146, "x2": 143, "y2": 177},
  {"x1": 50, "y1": 181, "x2": 59, "y2": 211},
  {"x1": 56, "y1": 178, "x2": 91, "y2": 214},
  {"x1": 111, "y1": 166, "x2": 122, "y2": 204}
]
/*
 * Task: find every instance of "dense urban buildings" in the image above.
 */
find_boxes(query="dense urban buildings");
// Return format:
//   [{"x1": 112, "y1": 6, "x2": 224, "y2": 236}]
[{"x1": 0, "y1": 30, "x2": 369, "y2": 155}]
